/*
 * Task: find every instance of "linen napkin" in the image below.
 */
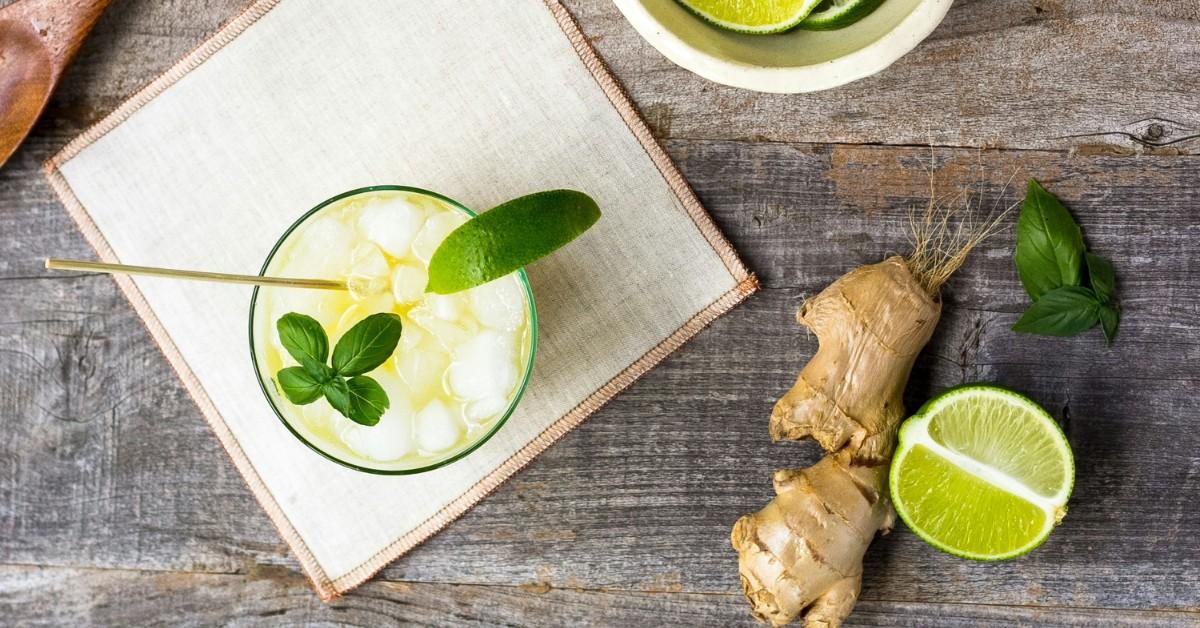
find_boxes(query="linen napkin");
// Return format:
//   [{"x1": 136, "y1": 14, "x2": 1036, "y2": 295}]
[{"x1": 45, "y1": 0, "x2": 756, "y2": 598}]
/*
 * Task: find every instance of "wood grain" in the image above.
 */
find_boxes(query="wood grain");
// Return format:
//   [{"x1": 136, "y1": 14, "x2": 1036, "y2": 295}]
[
  {"x1": 2, "y1": 0, "x2": 1199, "y2": 625},
  {"x1": 566, "y1": 0, "x2": 1200, "y2": 152},
  {"x1": 2, "y1": 564, "x2": 1197, "y2": 627}
]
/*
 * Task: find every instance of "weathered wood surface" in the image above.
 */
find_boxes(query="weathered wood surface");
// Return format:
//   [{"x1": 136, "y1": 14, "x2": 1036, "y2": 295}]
[
  {"x1": 4, "y1": 565, "x2": 1199, "y2": 628},
  {"x1": 2, "y1": 0, "x2": 1199, "y2": 625},
  {"x1": 574, "y1": 0, "x2": 1200, "y2": 152}
]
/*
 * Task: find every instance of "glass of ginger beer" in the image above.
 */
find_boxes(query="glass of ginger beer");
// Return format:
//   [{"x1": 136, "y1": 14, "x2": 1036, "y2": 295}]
[{"x1": 250, "y1": 186, "x2": 536, "y2": 473}]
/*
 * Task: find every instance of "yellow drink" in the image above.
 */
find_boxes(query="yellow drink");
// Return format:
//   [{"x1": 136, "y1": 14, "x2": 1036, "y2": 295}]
[{"x1": 251, "y1": 187, "x2": 535, "y2": 473}]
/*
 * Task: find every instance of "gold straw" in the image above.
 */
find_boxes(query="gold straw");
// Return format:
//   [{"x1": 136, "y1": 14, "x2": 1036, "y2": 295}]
[{"x1": 45, "y1": 258, "x2": 347, "y2": 291}]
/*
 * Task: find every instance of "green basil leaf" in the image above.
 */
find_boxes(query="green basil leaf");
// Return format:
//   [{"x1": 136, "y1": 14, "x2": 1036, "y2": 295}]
[
  {"x1": 300, "y1": 357, "x2": 335, "y2": 383},
  {"x1": 343, "y1": 375, "x2": 389, "y2": 426},
  {"x1": 277, "y1": 312, "x2": 329, "y2": 365},
  {"x1": 322, "y1": 377, "x2": 352, "y2": 417},
  {"x1": 331, "y1": 312, "x2": 403, "y2": 376},
  {"x1": 321, "y1": 376, "x2": 387, "y2": 426},
  {"x1": 1012, "y1": 285, "x2": 1102, "y2": 336},
  {"x1": 277, "y1": 366, "x2": 324, "y2": 405},
  {"x1": 1015, "y1": 179, "x2": 1085, "y2": 300},
  {"x1": 1085, "y1": 252, "x2": 1117, "y2": 304},
  {"x1": 1099, "y1": 304, "x2": 1120, "y2": 345}
]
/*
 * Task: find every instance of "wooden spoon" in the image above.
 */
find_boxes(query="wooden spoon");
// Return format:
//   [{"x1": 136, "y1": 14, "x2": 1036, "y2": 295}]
[{"x1": 0, "y1": 0, "x2": 111, "y2": 167}]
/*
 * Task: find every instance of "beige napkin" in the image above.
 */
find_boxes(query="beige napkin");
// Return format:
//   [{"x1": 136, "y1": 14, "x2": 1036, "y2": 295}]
[{"x1": 45, "y1": 0, "x2": 756, "y2": 598}]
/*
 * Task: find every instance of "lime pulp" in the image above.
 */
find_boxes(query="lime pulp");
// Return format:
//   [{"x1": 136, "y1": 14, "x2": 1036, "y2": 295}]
[
  {"x1": 889, "y1": 385, "x2": 1074, "y2": 561},
  {"x1": 675, "y1": 0, "x2": 825, "y2": 34}
]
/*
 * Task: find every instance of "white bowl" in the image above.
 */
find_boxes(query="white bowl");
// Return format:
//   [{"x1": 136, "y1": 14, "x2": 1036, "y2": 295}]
[{"x1": 612, "y1": 0, "x2": 953, "y2": 93}]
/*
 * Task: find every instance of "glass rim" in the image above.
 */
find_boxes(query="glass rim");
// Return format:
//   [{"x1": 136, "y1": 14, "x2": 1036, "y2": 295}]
[{"x1": 248, "y1": 185, "x2": 538, "y2": 475}]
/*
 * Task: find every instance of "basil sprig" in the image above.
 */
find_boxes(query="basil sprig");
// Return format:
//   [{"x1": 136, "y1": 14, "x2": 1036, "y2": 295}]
[
  {"x1": 1013, "y1": 180, "x2": 1120, "y2": 343},
  {"x1": 274, "y1": 312, "x2": 402, "y2": 426}
]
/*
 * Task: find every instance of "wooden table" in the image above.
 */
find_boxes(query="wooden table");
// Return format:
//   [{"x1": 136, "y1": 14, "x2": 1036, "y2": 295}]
[{"x1": 2, "y1": 1, "x2": 1198, "y2": 625}]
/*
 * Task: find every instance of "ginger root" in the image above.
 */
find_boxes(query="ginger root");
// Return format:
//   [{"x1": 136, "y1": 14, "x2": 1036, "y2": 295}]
[
  {"x1": 731, "y1": 161, "x2": 1009, "y2": 626},
  {"x1": 732, "y1": 257, "x2": 939, "y2": 627}
]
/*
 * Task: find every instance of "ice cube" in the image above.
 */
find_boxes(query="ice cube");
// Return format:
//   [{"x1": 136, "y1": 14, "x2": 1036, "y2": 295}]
[
  {"x1": 357, "y1": 196, "x2": 426, "y2": 258},
  {"x1": 411, "y1": 211, "x2": 468, "y2": 263},
  {"x1": 296, "y1": 216, "x2": 355, "y2": 269},
  {"x1": 394, "y1": 342, "x2": 450, "y2": 401},
  {"x1": 426, "y1": 293, "x2": 465, "y2": 321},
  {"x1": 266, "y1": 287, "x2": 347, "y2": 346},
  {"x1": 464, "y1": 396, "x2": 510, "y2": 424},
  {"x1": 297, "y1": 398, "x2": 336, "y2": 432},
  {"x1": 339, "y1": 372, "x2": 415, "y2": 461},
  {"x1": 397, "y1": 316, "x2": 425, "y2": 353},
  {"x1": 468, "y1": 275, "x2": 526, "y2": 331},
  {"x1": 415, "y1": 399, "x2": 463, "y2": 453},
  {"x1": 448, "y1": 330, "x2": 518, "y2": 401},
  {"x1": 409, "y1": 304, "x2": 471, "y2": 349},
  {"x1": 333, "y1": 289, "x2": 395, "y2": 339},
  {"x1": 347, "y1": 243, "x2": 392, "y2": 300},
  {"x1": 391, "y1": 263, "x2": 428, "y2": 304}
]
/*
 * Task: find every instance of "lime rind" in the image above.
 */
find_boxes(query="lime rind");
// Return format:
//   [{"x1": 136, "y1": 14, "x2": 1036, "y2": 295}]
[
  {"x1": 676, "y1": 0, "x2": 826, "y2": 35},
  {"x1": 889, "y1": 384, "x2": 1075, "y2": 561},
  {"x1": 798, "y1": 0, "x2": 886, "y2": 31},
  {"x1": 426, "y1": 189, "x2": 599, "y2": 295}
]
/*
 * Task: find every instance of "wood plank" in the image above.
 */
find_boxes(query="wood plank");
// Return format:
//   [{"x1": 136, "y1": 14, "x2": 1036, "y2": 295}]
[
  {"x1": 4, "y1": 140, "x2": 1198, "y2": 614},
  {"x1": 2, "y1": 564, "x2": 1196, "y2": 627},
  {"x1": 4, "y1": 0, "x2": 1198, "y2": 163},
  {"x1": 562, "y1": 0, "x2": 1200, "y2": 152}
]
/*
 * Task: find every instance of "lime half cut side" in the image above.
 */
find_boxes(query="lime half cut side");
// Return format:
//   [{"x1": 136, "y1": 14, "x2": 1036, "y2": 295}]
[
  {"x1": 676, "y1": 0, "x2": 825, "y2": 34},
  {"x1": 799, "y1": 0, "x2": 886, "y2": 30},
  {"x1": 890, "y1": 385, "x2": 1074, "y2": 561}
]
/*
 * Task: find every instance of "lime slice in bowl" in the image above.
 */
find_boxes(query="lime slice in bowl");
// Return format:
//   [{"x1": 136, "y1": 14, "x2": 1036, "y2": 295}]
[
  {"x1": 799, "y1": 0, "x2": 886, "y2": 30},
  {"x1": 890, "y1": 385, "x2": 1075, "y2": 561},
  {"x1": 676, "y1": 0, "x2": 825, "y2": 35},
  {"x1": 426, "y1": 189, "x2": 600, "y2": 295}
]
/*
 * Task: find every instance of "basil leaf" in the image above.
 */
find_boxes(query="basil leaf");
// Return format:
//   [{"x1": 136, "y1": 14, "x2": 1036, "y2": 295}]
[
  {"x1": 322, "y1": 377, "x2": 352, "y2": 417},
  {"x1": 277, "y1": 313, "x2": 329, "y2": 365},
  {"x1": 1015, "y1": 179, "x2": 1085, "y2": 300},
  {"x1": 277, "y1": 366, "x2": 324, "y2": 405},
  {"x1": 331, "y1": 313, "x2": 403, "y2": 376},
  {"x1": 1085, "y1": 252, "x2": 1117, "y2": 304},
  {"x1": 344, "y1": 375, "x2": 389, "y2": 426},
  {"x1": 1012, "y1": 286, "x2": 1101, "y2": 336},
  {"x1": 1099, "y1": 304, "x2": 1120, "y2": 345},
  {"x1": 321, "y1": 376, "x2": 388, "y2": 426},
  {"x1": 300, "y1": 357, "x2": 335, "y2": 383}
]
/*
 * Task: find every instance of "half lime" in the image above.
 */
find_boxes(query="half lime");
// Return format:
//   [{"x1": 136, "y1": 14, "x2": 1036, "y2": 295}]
[{"x1": 890, "y1": 385, "x2": 1074, "y2": 560}]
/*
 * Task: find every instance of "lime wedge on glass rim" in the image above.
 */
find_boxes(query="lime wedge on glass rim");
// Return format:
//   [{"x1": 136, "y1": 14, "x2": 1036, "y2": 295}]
[
  {"x1": 675, "y1": 0, "x2": 825, "y2": 34},
  {"x1": 799, "y1": 0, "x2": 886, "y2": 30},
  {"x1": 889, "y1": 385, "x2": 1075, "y2": 561},
  {"x1": 426, "y1": 189, "x2": 600, "y2": 295}
]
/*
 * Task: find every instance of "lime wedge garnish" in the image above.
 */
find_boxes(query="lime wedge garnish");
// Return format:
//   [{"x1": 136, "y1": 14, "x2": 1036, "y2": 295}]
[
  {"x1": 676, "y1": 0, "x2": 825, "y2": 34},
  {"x1": 426, "y1": 189, "x2": 599, "y2": 295},
  {"x1": 890, "y1": 385, "x2": 1074, "y2": 561},
  {"x1": 799, "y1": 0, "x2": 886, "y2": 30}
]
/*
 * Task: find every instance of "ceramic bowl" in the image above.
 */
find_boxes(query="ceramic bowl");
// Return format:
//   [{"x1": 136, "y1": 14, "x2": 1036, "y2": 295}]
[{"x1": 612, "y1": 0, "x2": 953, "y2": 93}]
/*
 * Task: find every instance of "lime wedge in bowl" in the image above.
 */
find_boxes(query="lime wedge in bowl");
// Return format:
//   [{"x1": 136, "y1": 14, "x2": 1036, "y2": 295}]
[
  {"x1": 800, "y1": 0, "x2": 886, "y2": 30},
  {"x1": 675, "y1": 0, "x2": 825, "y2": 34},
  {"x1": 426, "y1": 189, "x2": 600, "y2": 295},
  {"x1": 890, "y1": 384, "x2": 1074, "y2": 561}
]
